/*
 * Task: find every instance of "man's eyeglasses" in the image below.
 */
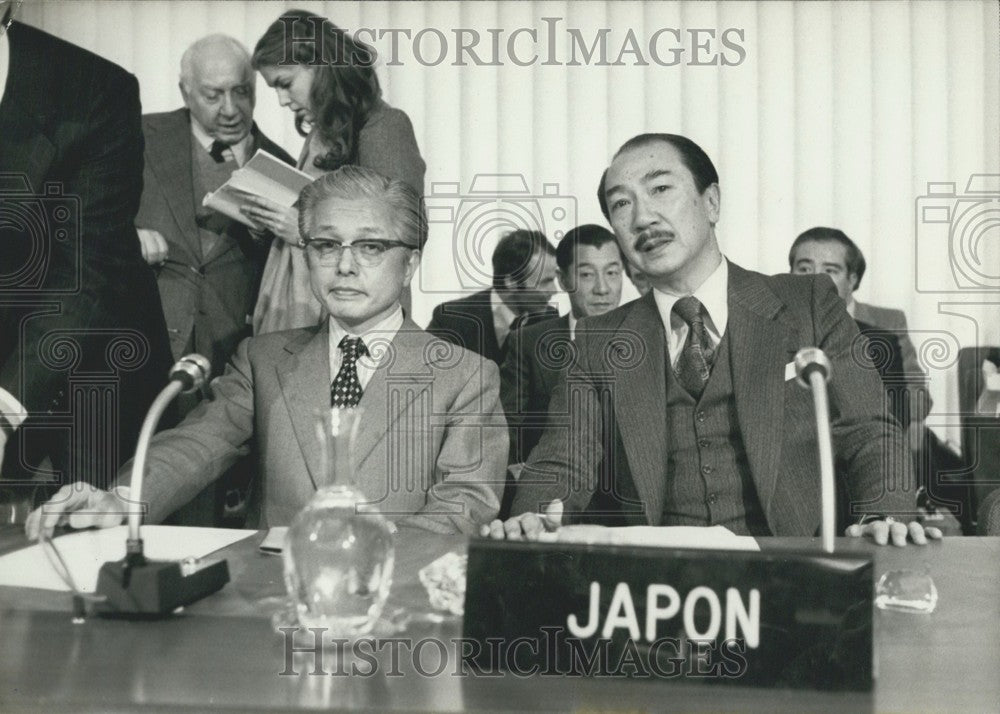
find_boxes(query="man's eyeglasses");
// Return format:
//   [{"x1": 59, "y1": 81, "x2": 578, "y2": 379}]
[{"x1": 302, "y1": 238, "x2": 411, "y2": 267}]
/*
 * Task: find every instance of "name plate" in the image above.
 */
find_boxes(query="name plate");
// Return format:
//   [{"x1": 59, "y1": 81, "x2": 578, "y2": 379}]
[{"x1": 464, "y1": 540, "x2": 873, "y2": 691}]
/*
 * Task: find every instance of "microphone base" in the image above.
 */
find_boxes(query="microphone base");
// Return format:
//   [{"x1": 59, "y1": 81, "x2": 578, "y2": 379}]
[{"x1": 95, "y1": 557, "x2": 230, "y2": 617}]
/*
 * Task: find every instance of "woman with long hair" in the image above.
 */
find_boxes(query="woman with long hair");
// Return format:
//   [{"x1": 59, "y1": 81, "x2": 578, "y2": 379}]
[{"x1": 243, "y1": 10, "x2": 425, "y2": 334}]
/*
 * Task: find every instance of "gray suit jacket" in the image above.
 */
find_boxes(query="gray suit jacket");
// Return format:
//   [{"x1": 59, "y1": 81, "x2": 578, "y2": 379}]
[
  {"x1": 512, "y1": 262, "x2": 915, "y2": 536},
  {"x1": 853, "y1": 301, "x2": 931, "y2": 420},
  {"x1": 136, "y1": 108, "x2": 294, "y2": 372},
  {"x1": 120, "y1": 318, "x2": 506, "y2": 533}
]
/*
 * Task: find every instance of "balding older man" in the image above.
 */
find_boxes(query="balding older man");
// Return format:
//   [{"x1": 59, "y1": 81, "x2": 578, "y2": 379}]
[{"x1": 137, "y1": 34, "x2": 293, "y2": 376}]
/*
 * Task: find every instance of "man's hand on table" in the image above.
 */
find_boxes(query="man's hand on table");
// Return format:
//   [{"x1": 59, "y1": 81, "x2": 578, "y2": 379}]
[
  {"x1": 845, "y1": 517, "x2": 943, "y2": 547},
  {"x1": 481, "y1": 499, "x2": 563, "y2": 540},
  {"x1": 24, "y1": 482, "x2": 129, "y2": 541}
]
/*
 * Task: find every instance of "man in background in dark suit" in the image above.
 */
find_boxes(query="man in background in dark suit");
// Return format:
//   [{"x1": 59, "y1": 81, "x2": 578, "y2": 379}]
[
  {"x1": 0, "y1": 5, "x2": 172, "y2": 493},
  {"x1": 486, "y1": 133, "x2": 940, "y2": 546},
  {"x1": 501, "y1": 224, "x2": 625, "y2": 465},
  {"x1": 135, "y1": 34, "x2": 293, "y2": 525},
  {"x1": 426, "y1": 229, "x2": 559, "y2": 365},
  {"x1": 788, "y1": 227, "x2": 931, "y2": 433}
]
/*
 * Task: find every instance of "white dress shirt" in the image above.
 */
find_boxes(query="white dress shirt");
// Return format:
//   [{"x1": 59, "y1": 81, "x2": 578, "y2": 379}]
[
  {"x1": 190, "y1": 118, "x2": 251, "y2": 167},
  {"x1": 0, "y1": 29, "x2": 26, "y2": 432},
  {"x1": 327, "y1": 305, "x2": 405, "y2": 390},
  {"x1": 0, "y1": 27, "x2": 9, "y2": 109},
  {"x1": 652, "y1": 258, "x2": 729, "y2": 369}
]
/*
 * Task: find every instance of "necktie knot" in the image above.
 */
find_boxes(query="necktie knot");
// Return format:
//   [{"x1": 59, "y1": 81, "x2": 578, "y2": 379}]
[
  {"x1": 672, "y1": 295, "x2": 705, "y2": 328},
  {"x1": 209, "y1": 140, "x2": 229, "y2": 163},
  {"x1": 338, "y1": 336, "x2": 367, "y2": 363}
]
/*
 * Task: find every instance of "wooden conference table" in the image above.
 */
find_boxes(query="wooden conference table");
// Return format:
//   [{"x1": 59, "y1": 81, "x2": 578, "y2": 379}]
[{"x1": 0, "y1": 527, "x2": 997, "y2": 713}]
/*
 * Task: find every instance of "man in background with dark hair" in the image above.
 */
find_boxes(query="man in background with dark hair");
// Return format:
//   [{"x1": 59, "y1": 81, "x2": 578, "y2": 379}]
[
  {"x1": 0, "y1": 3, "x2": 173, "y2": 492},
  {"x1": 426, "y1": 229, "x2": 559, "y2": 365},
  {"x1": 501, "y1": 224, "x2": 625, "y2": 465},
  {"x1": 789, "y1": 227, "x2": 931, "y2": 432}
]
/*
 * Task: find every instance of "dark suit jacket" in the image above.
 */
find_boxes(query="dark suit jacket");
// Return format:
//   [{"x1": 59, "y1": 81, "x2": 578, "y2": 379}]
[
  {"x1": 0, "y1": 22, "x2": 173, "y2": 484},
  {"x1": 426, "y1": 289, "x2": 558, "y2": 365},
  {"x1": 854, "y1": 319, "x2": 909, "y2": 428},
  {"x1": 137, "y1": 109, "x2": 293, "y2": 374},
  {"x1": 124, "y1": 319, "x2": 506, "y2": 533},
  {"x1": 500, "y1": 315, "x2": 572, "y2": 463},
  {"x1": 512, "y1": 262, "x2": 915, "y2": 536}
]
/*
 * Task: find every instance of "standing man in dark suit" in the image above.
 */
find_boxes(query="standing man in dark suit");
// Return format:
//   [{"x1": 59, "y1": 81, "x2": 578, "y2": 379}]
[
  {"x1": 501, "y1": 224, "x2": 625, "y2": 464},
  {"x1": 486, "y1": 133, "x2": 940, "y2": 546},
  {"x1": 426, "y1": 229, "x2": 559, "y2": 365},
  {"x1": 0, "y1": 6, "x2": 173, "y2": 491},
  {"x1": 137, "y1": 34, "x2": 293, "y2": 382}
]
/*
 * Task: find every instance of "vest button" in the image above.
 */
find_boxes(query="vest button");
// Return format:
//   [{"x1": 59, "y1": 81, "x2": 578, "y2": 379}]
[
  {"x1": 707, "y1": 492, "x2": 718, "y2": 505},
  {"x1": 698, "y1": 439, "x2": 709, "y2": 448},
  {"x1": 701, "y1": 465, "x2": 714, "y2": 475},
  {"x1": 696, "y1": 411, "x2": 706, "y2": 423}
]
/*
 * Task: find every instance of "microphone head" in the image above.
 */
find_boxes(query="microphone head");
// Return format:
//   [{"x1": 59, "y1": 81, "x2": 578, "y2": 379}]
[
  {"x1": 170, "y1": 354, "x2": 211, "y2": 393},
  {"x1": 794, "y1": 347, "x2": 831, "y2": 388}
]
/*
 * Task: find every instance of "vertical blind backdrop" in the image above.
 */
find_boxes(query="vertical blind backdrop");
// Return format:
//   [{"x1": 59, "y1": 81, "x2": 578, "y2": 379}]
[{"x1": 19, "y1": 0, "x2": 1000, "y2": 446}]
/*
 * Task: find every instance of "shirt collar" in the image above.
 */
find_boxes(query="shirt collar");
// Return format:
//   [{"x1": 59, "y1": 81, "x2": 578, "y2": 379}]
[
  {"x1": 190, "y1": 116, "x2": 252, "y2": 166},
  {"x1": 490, "y1": 288, "x2": 520, "y2": 344},
  {"x1": 328, "y1": 304, "x2": 404, "y2": 357},
  {"x1": 652, "y1": 257, "x2": 729, "y2": 338},
  {"x1": 568, "y1": 312, "x2": 578, "y2": 341}
]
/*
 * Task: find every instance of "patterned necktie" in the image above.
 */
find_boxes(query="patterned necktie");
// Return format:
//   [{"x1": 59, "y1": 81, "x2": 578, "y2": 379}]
[
  {"x1": 672, "y1": 296, "x2": 716, "y2": 399},
  {"x1": 209, "y1": 140, "x2": 228, "y2": 163},
  {"x1": 330, "y1": 336, "x2": 367, "y2": 407}
]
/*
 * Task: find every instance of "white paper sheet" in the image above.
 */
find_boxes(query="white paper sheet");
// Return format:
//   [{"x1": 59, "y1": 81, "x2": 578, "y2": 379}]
[
  {"x1": 0, "y1": 526, "x2": 256, "y2": 593},
  {"x1": 538, "y1": 525, "x2": 760, "y2": 551}
]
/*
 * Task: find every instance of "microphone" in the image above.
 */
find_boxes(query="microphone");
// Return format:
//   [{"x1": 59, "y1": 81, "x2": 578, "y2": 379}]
[
  {"x1": 95, "y1": 355, "x2": 230, "y2": 616},
  {"x1": 794, "y1": 348, "x2": 837, "y2": 554}
]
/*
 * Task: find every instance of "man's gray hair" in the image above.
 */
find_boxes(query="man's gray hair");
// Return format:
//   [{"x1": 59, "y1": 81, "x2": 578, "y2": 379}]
[
  {"x1": 298, "y1": 166, "x2": 428, "y2": 249},
  {"x1": 179, "y1": 34, "x2": 251, "y2": 89}
]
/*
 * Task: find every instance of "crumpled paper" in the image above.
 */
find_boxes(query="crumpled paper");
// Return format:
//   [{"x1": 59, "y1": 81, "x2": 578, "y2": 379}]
[{"x1": 418, "y1": 551, "x2": 466, "y2": 616}]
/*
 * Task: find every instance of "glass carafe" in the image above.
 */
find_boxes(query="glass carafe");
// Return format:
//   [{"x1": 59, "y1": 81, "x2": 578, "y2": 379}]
[{"x1": 282, "y1": 408, "x2": 395, "y2": 635}]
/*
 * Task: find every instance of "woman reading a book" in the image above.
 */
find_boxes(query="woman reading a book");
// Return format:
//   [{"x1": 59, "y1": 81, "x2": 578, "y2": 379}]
[{"x1": 243, "y1": 9, "x2": 426, "y2": 334}]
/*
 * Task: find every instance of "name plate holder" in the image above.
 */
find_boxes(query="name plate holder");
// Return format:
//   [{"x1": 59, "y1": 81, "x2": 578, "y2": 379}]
[{"x1": 464, "y1": 540, "x2": 873, "y2": 691}]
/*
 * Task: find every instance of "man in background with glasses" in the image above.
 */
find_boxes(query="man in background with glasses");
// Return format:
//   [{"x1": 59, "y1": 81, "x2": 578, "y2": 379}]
[{"x1": 27, "y1": 166, "x2": 507, "y2": 539}]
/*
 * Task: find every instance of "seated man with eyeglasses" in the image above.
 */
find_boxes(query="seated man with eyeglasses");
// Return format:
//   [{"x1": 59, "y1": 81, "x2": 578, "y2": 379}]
[{"x1": 26, "y1": 167, "x2": 507, "y2": 540}]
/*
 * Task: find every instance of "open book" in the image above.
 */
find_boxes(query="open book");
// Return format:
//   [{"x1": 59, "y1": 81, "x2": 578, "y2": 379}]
[{"x1": 202, "y1": 149, "x2": 313, "y2": 228}]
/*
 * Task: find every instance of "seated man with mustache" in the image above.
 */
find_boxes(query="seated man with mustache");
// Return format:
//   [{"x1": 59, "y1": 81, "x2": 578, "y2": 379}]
[
  {"x1": 27, "y1": 166, "x2": 507, "y2": 539},
  {"x1": 487, "y1": 133, "x2": 939, "y2": 547}
]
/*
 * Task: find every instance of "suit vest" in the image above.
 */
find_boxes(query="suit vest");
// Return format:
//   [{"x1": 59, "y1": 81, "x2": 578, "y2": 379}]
[
  {"x1": 191, "y1": 140, "x2": 239, "y2": 258},
  {"x1": 662, "y1": 331, "x2": 771, "y2": 536}
]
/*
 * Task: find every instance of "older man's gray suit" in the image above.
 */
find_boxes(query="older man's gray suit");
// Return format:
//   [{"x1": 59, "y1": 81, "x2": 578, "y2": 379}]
[
  {"x1": 137, "y1": 109, "x2": 293, "y2": 370},
  {"x1": 122, "y1": 319, "x2": 506, "y2": 533},
  {"x1": 512, "y1": 262, "x2": 915, "y2": 536}
]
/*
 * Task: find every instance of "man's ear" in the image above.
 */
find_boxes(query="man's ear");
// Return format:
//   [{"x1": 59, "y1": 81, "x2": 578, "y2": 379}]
[
  {"x1": 848, "y1": 272, "x2": 859, "y2": 293},
  {"x1": 703, "y1": 183, "x2": 721, "y2": 225},
  {"x1": 556, "y1": 268, "x2": 573, "y2": 293},
  {"x1": 401, "y1": 249, "x2": 421, "y2": 288},
  {"x1": 179, "y1": 81, "x2": 192, "y2": 108}
]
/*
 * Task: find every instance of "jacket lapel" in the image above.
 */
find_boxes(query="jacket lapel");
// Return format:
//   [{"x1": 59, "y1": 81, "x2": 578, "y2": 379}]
[
  {"x1": 0, "y1": 27, "x2": 56, "y2": 190},
  {"x1": 353, "y1": 319, "x2": 436, "y2": 470},
  {"x1": 608, "y1": 294, "x2": 669, "y2": 524},
  {"x1": 146, "y1": 110, "x2": 202, "y2": 261},
  {"x1": 726, "y1": 262, "x2": 800, "y2": 516},
  {"x1": 277, "y1": 325, "x2": 332, "y2": 490}
]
